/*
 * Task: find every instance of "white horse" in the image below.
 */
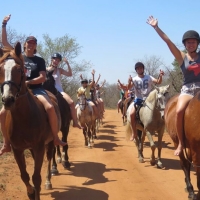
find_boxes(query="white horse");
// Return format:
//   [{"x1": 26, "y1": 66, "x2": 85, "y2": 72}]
[
  {"x1": 126, "y1": 85, "x2": 170, "y2": 168},
  {"x1": 76, "y1": 90, "x2": 96, "y2": 148}
]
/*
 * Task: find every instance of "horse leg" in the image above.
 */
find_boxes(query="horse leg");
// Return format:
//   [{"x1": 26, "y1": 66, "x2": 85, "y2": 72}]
[
  {"x1": 56, "y1": 145, "x2": 62, "y2": 163},
  {"x1": 12, "y1": 149, "x2": 36, "y2": 200},
  {"x1": 32, "y1": 144, "x2": 46, "y2": 200},
  {"x1": 51, "y1": 147, "x2": 59, "y2": 176},
  {"x1": 61, "y1": 125, "x2": 71, "y2": 169},
  {"x1": 136, "y1": 130, "x2": 145, "y2": 163},
  {"x1": 87, "y1": 124, "x2": 92, "y2": 148},
  {"x1": 83, "y1": 127, "x2": 88, "y2": 147},
  {"x1": 45, "y1": 141, "x2": 54, "y2": 190},
  {"x1": 156, "y1": 130, "x2": 164, "y2": 168},
  {"x1": 178, "y1": 150, "x2": 195, "y2": 199},
  {"x1": 146, "y1": 131, "x2": 156, "y2": 166}
]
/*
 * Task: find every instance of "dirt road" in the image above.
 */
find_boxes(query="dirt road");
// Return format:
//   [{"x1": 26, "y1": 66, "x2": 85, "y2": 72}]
[{"x1": 0, "y1": 109, "x2": 197, "y2": 200}]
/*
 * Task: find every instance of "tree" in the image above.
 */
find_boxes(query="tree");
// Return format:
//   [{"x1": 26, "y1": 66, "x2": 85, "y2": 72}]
[{"x1": 37, "y1": 34, "x2": 92, "y2": 98}]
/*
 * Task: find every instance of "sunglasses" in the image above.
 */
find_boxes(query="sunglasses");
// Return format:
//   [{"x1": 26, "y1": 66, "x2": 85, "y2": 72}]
[{"x1": 82, "y1": 82, "x2": 88, "y2": 84}]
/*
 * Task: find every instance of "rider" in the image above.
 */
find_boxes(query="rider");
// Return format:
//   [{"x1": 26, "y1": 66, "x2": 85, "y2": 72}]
[
  {"x1": 117, "y1": 83, "x2": 127, "y2": 113},
  {"x1": 47, "y1": 53, "x2": 81, "y2": 129},
  {"x1": 147, "y1": 15, "x2": 200, "y2": 156},
  {"x1": 118, "y1": 62, "x2": 164, "y2": 141},
  {"x1": 78, "y1": 70, "x2": 99, "y2": 118},
  {"x1": 95, "y1": 77, "x2": 106, "y2": 113},
  {"x1": 0, "y1": 14, "x2": 66, "y2": 156}
]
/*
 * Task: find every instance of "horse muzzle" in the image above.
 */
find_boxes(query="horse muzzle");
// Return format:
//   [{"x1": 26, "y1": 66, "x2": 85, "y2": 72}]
[{"x1": 2, "y1": 95, "x2": 15, "y2": 109}]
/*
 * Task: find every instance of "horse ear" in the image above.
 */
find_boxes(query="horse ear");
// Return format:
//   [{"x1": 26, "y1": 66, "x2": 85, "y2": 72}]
[
  {"x1": 0, "y1": 48, "x2": 3, "y2": 57},
  {"x1": 14, "y1": 42, "x2": 22, "y2": 57}
]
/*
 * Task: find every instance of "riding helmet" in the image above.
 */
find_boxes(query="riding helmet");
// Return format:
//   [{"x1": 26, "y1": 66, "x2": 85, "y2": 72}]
[
  {"x1": 135, "y1": 62, "x2": 145, "y2": 71},
  {"x1": 51, "y1": 53, "x2": 62, "y2": 61},
  {"x1": 182, "y1": 30, "x2": 200, "y2": 44},
  {"x1": 81, "y1": 79, "x2": 88, "y2": 84}
]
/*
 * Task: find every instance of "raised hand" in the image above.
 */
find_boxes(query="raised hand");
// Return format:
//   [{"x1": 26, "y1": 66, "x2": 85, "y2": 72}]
[
  {"x1": 2, "y1": 14, "x2": 11, "y2": 24},
  {"x1": 63, "y1": 57, "x2": 68, "y2": 63},
  {"x1": 146, "y1": 16, "x2": 158, "y2": 28}
]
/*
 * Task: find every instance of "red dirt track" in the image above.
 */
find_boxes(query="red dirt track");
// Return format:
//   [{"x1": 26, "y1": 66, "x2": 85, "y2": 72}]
[{"x1": 0, "y1": 109, "x2": 197, "y2": 200}]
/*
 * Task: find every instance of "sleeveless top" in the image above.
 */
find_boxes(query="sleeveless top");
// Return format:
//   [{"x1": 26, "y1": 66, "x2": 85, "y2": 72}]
[
  {"x1": 52, "y1": 68, "x2": 63, "y2": 92},
  {"x1": 180, "y1": 53, "x2": 200, "y2": 85},
  {"x1": 132, "y1": 75, "x2": 155, "y2": 100}
]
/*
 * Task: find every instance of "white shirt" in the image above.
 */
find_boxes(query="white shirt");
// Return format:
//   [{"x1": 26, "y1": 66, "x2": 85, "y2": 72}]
[{"x1": 132, "y1": 75, "x2": 156, "y2": 99}]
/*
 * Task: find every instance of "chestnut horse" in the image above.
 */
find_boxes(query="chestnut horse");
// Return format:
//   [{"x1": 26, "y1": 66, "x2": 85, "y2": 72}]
[
  {"x1": 43, "y1": 69, "x2": 71, "y2": 173},
  {"x1": 165, "y1": 92, "x2": 200, "y2": 200},
  {"x1": 126, "y1": 85, "x2": 170, "y2": 168},
  {"x1": 0, "y1": 43, "x2": 59, "y2": 200}
]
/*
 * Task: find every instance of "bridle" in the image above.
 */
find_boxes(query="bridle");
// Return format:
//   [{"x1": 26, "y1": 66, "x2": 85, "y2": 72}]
[
  {"x1": 1, "y1": 58, "x2": 25, "y2": 99},
  {"x1": 78, "y1": 94, "x2": 88, "y2": 111}
]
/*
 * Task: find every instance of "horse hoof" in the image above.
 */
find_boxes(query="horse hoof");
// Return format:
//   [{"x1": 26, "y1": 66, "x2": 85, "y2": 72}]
[
  {"x1": 62, "y1": 161, "x2": 71, "y2": 169},
  {"x1": 51, "y1": 169, "x2": 59, "y2": 176},
  {"x1": 150, "y1": 161, "x2": 156, "y2": 166},
  {"x1": 27, "y1": 189, "x2": 35, "y2": 200},
  {"x1": 156, "y1": 164, "x2": 163, "y2": 169},
  {"x1": 139, "y1": 159, "x2": 145, "y2": 163},
  {"x1": 88, "y1": 146, "x2": 92, "y2": 149},
  {"x1": 45, "y1": 183, "x2": 52, "y2": 190}
]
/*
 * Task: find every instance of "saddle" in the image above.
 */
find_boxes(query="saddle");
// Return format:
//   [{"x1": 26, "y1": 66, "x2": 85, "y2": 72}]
[{"x1": 134, "y1": 98, "x2": 144, "y2": 124}]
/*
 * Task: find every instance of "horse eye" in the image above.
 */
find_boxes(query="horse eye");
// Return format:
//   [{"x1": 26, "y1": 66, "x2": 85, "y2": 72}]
[{"x1": 163, "y1": 92, "x2": 168, "y2": 96}]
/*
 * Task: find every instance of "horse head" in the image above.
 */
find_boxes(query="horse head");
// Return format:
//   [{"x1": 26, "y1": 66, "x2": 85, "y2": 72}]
[
  {"x1": 43, "y1": 69, "x2": 58, "y2": 95},
  {"x1": 155, "y1": 84, "x2": 170, "y2": 119},
  {"x1": 0, "y1": 42, "x2": 26, "y2": 109},
  {"x1": 77, "y1": 90, "x2": 87, "y2": 111}
]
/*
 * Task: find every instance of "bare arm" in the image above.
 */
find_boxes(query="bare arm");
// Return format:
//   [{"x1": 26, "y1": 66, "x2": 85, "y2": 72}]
[
  {"x1": 89, "y1": 69, "x2": 95, "y2": 87},
  {"x1": 80, "y1": 74, "x2": 83, "y2": 80},
  {"x1": 127, "y1": 75, "x2": 134, "y2": 90},
  {"x1": 152, "y1": 69, "x2": 164, "y2": 84},
  {"x1": 146, "y1": 16, "x2": 184, "y2": 66},
  {"x1": 95, "y1": 74, "x2": 101, "y2": 85},
  {"x1": 99, "y1": 79, "x2": 106, "y2": 89},
  {"x1": 2, "y1": 14, "x2": 13, "y2": 48},
  {"x1": 26, "y1": 71, "x2": 46, "y2": 85},
  {"x1": 60, "y1": 58, "x2": 72, "y2": 77},
  {"x1": 118, "y1": 79, "x2": 128, "y2": 90}
]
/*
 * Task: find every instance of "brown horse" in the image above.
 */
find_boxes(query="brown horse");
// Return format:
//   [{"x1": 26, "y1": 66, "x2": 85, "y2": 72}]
[
  {"x1": 43, "y1": 69, "x2": 71, "y2": 173},
  {"x1": 165, "y1": 92, "x2": 200, "y2": 200},
  {"x1": 0, "y1": 43, "x2": 59, "y2": 200}
]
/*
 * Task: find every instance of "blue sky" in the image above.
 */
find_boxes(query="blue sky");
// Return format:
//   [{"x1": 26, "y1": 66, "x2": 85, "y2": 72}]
[{"x1": 1, "y1": 0, "x2": 200, "y2": 84}]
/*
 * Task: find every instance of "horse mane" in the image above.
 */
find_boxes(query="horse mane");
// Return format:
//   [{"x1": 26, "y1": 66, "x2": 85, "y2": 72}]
[
  {"x1": 146, "y1": 89, "x2": 157, "y2": 103},
  {"x1": 0, "y1": 46, "x2": 24, "y2": 68}
]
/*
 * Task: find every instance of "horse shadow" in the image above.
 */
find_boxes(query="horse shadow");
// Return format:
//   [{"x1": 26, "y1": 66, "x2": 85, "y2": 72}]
[
  {"x1": 97, "y1": 135, "x2": 118, "y2": 141},
  {"x1": 99, "y1": 129, "x2": 116, "y2": 135},
  {"x1": 66, "y1": 161, "x2": 126, "y2": 185},
  {"x1": 102, "y1": 124, "x2": 117, "y2": 129},
  {"x1": 94, "y1": 142, "x2": 119, "y2": 151},
  {"x1": 42, "y1": 186, "x2": 109, "y2": 200}
]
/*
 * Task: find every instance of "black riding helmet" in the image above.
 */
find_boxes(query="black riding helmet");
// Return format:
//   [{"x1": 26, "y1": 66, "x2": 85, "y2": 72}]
[
  {"x1": 51, "y1": 53, "x2": 62, "y2": 61},
  {"x1": 182, "y1": 30, "x2": 200, "y2": 44},
  {"x1": 135, "y1": 62, "x2": 145, "y2": 71},
  {"x1": 81, "y1": 79, "x2": 88, "y2": 84}
]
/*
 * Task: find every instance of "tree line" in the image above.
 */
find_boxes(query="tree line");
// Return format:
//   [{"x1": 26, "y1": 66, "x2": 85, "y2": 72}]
[{"x1": 0, "y1": 27, "x2": 184, "y2": 109}]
